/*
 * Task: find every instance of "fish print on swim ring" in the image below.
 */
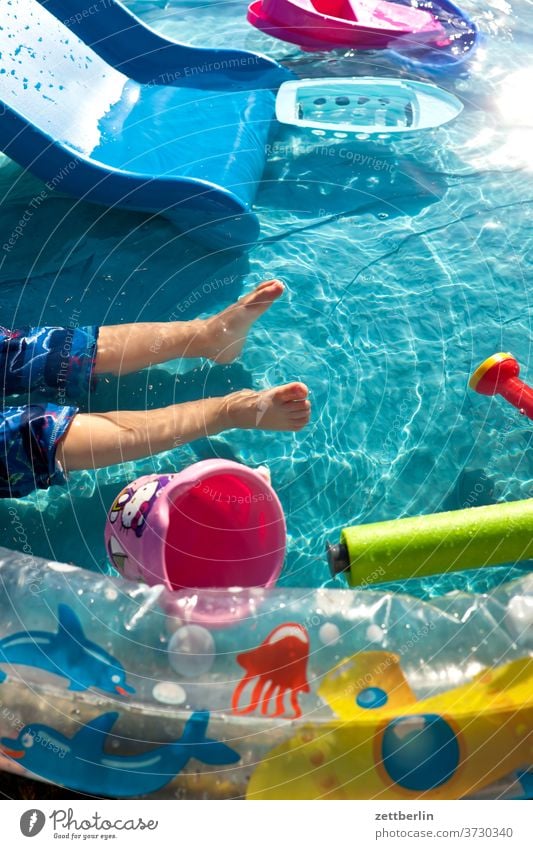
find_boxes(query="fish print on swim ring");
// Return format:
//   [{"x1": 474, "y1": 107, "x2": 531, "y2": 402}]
[
  {"x1": 0, "y1": 710, "x2": 239, "y2": 797},
  {"x1": 232, "y1": 623, "x2": 310, "y2": 718},
  {"x1": 0, "y1": 604, "x2": 134, "y2": 696}
]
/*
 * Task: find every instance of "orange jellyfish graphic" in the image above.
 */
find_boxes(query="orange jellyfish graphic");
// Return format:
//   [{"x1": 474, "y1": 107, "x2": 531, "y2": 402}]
[{"x1": 232, "y1": 623, "x2": 310, "y2": 719}]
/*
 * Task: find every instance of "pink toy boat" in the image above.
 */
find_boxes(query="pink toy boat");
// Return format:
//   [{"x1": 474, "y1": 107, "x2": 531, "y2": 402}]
[{"x1": 248, "y1": 0, "x2": 446, "y2": 51}]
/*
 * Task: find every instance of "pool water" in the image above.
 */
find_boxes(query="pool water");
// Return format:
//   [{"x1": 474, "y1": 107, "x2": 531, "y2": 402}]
[{"x1": 1, "y1": 0, "x2": 533, "y2": 597}]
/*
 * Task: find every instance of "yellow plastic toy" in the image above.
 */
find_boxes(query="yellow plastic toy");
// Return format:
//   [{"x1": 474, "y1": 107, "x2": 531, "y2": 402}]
[{"x1": 247, "y1": 651, "x2": 533, "y2": 799}]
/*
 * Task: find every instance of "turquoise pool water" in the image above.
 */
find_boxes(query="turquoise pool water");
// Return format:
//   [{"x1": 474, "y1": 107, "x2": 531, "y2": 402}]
[{"x1": 1, "y1": 0, "x2": 532, "y2": 596}]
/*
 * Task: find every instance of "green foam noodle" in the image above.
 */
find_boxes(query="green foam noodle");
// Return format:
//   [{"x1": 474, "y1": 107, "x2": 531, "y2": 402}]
[{"x1": 340, "y1": 498, "x2": 533, "y2": 586}]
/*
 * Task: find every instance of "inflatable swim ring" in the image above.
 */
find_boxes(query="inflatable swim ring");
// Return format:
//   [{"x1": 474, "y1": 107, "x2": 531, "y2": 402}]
[{"x1": 0, "y1": 547, "x2": 531, "y2": 799}]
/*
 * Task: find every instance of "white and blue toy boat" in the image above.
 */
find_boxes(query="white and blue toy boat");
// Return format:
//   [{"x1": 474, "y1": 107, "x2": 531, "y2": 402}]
[{"x1": 275, "y1": 77, "x2": 463, "y2": 138}]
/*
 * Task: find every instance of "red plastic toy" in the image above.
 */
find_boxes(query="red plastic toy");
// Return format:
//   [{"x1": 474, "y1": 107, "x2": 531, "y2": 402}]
[
  {"x1": 469, "y1": 353, "x2": 533, "y2": 419},
  {"x1": 231, "y1": 623, "x2": 310, "y2": 718}
]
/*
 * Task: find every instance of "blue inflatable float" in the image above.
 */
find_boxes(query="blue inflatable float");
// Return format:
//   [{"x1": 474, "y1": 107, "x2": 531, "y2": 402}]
[{"x1": 0, "y1": 0, "x2": 290, "y2": 249}]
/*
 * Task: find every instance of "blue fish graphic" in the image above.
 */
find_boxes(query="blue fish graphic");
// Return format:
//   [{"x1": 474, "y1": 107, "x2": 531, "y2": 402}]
[
  {"x1": 518, "y1": 769, "x2": 533, "y2": 799},
  {"x1": 1, "y1": 711, "x2": 240, "y2": 797},
  {"x1": 0, "y1": 604, "x2": 134, "y2": 696}
]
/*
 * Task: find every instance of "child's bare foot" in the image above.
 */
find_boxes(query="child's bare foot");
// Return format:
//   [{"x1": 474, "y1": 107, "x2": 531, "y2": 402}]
[
  {"x1": 204, "y1": 279, "x2": 284, "y2": 364},
  {"x1": 224, "y1": 382, "x2": 310, "y2": 431}
]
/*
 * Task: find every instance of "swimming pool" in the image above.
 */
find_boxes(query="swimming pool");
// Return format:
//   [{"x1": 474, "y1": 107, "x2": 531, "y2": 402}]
[{"x1": 1, "y1": 0, "x2": 532, "y2": 597}]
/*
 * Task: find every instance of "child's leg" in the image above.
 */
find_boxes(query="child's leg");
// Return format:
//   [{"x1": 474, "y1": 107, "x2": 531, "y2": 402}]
[
  {"x1": 58, "y1": 382, "x2": 310, "y2": 472},
  {"x1": 95, "y1": 279, "x2": 284, "y2": 375},
  {"x1": 0, "y1": 281, "x2": 282, "y2": 404}
]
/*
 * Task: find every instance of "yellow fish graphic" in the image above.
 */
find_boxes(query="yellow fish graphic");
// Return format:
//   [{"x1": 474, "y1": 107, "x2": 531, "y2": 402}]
[{"x1": 247, "y1": 652, "x2": 533, "y2": 799}]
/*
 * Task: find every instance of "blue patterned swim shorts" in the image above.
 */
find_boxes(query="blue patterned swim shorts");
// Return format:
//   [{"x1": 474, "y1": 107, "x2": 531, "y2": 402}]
[{"x1": 1, "y1": 325, "x2": 99, "y2": 498}]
